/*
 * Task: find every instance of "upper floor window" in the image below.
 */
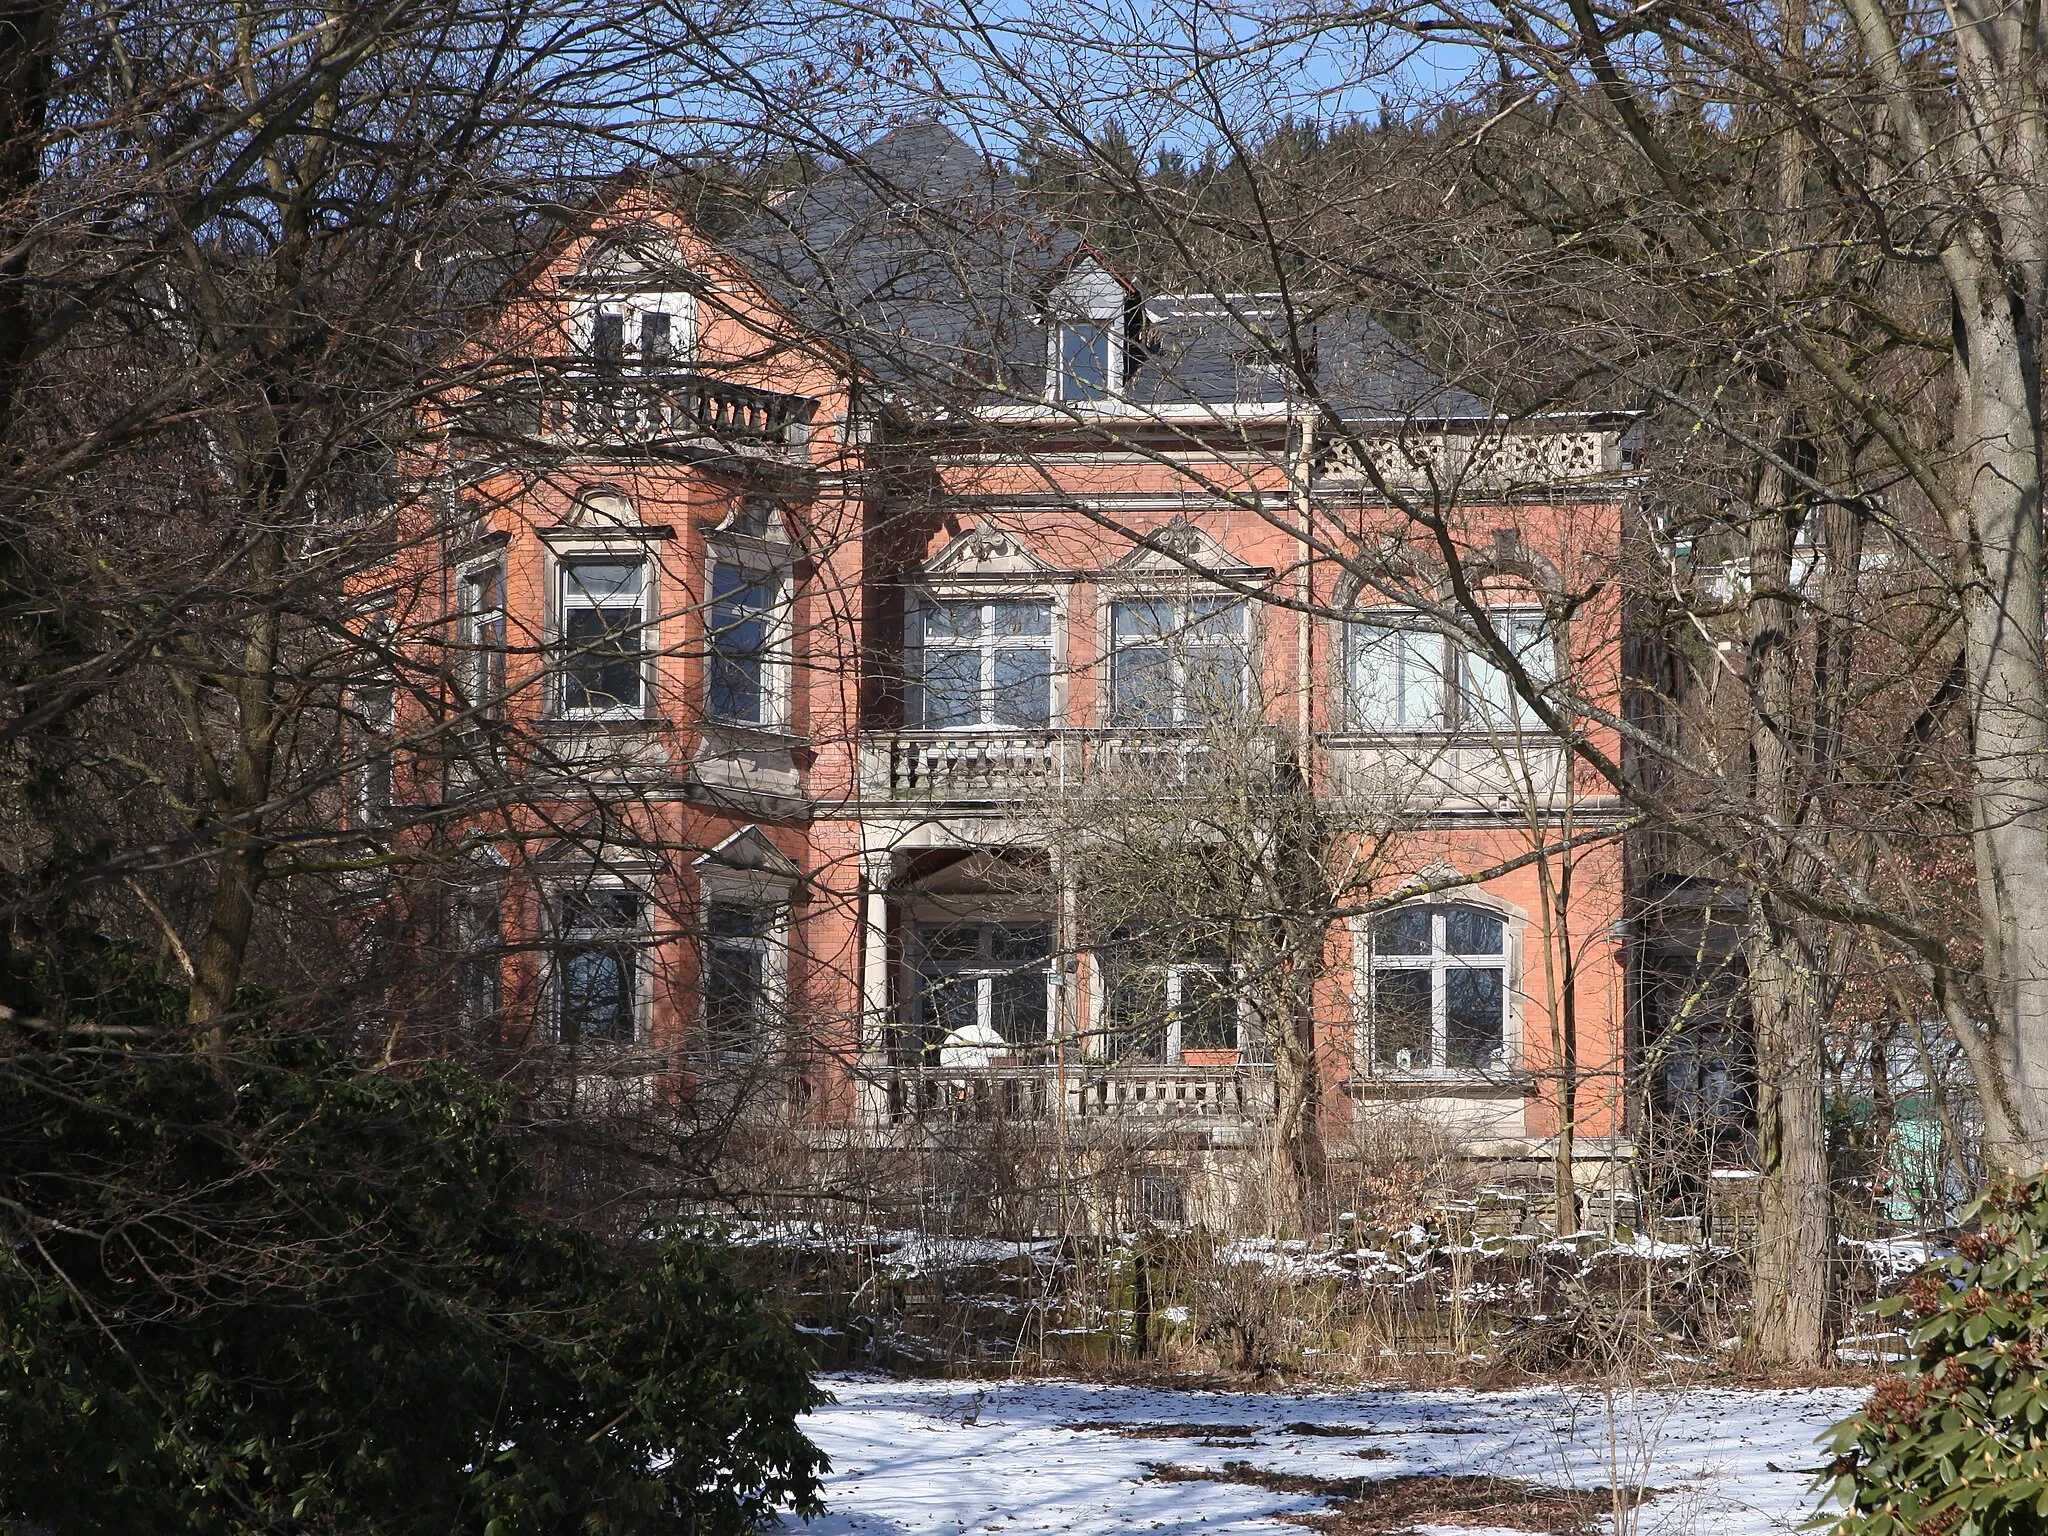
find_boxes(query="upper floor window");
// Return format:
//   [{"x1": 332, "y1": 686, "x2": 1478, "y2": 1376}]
[
  {"x1": 707, "y1": 564, "x2": 777, "y2": 726},
  {"x1": 1054, "y1": 322, "x2": 1116, "y2": 402},
  {"x1": 1346, "y1": 609, "x2": 1552, "y2": 733},
  {"x1": 556, "y1": 887, "x2": 643, "y2": 1045},
  {"x1": 559, "y1": 558, "x2": 645, "y2": 715},
  {"x1": 1367, "y1": 903, "x2": 1508, "y2": 1074},
  {"x1": 1109, "y1": 597, "x2": 1250, "y2": 727},
  {"x1": 704, "y1": 902, "x2": 777, "y2": 1051},
  {"x1": 1102, "y1": 951, "x2": 1237, "y2": 1063},
  {"x1": 455, "y1": 563, "x2": 506, "y2": 716},
  {"x1": 914, "y1": 920, "x2": 1052, "y2": 1065},
  {"x1": 914, "y1": 599, "x2": 1054, "y2": 729}
]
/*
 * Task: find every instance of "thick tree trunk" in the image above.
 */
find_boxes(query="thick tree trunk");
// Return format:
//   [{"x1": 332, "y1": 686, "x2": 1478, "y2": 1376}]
[
  {"x1": 1266, "y1": 997, "x2": 1326, "y2": 1234},
  {"x1": 1951, "y1": 301, "x2": 2048, "y2": 1167},
  {"x1": 1747, "y1": 915, "x2": 1833, "y2": 1365},
  {"x1": 1743, "y1": 432, "x2": 1834, "y2": 1364}
]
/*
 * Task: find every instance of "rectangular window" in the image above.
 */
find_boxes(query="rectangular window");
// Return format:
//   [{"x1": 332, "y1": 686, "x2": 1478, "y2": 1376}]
[
  {"x1": 707, "y1": 564, "x2": 775, "y2": 725},
  {"x1": 1054, "y1": 322, "x2": 1114, "y2": 402},
  {"x1": 456, "y1": 564, "x2": 506, "y2": 716},
  {"x1": 1346, "y1": 621, "x2": 1447, "y2": 730},
  {"x1": 558, "y1": 888, "x2": 641, "y2": 1045},
  {"x1": 350, "y1": 679, "x2": 395, "y2": 827},
  {"x1": 590, "y1": 309, "x2": 625, "y2": 366},
  {"x1": 916, "y1": 599, "x2": 1054, "y2": 728},
  {"x1": 913, "y1": 921, "x2": 1052, "y2": 1064},
  {"x1": 1103, "y1": 954, "x2": 1237, "y2": 1063},
  {"x1": 704, "y1": 902, "x2": 775, "y2": 1049},
  {"x1": 1459, "y1": 610, "x2": 1552, "y2": 731},
  {"x1": 639, "y1": 311, "x2": 672, "y2": 370},
  {"x1": 560, "y1": 559, "x2": 645, "y2": 714},
  {"x1": 1108, "y1": 598, "x2": 1249, "y2": 727},
  {"x1": 457, "y1": 892, "x2": 503, "y2": 1039},
  {"x1": 1345, "y1": 609, "x2": 1552, "y2": 734},
  {"x1": 1369, "y1": 904, "x2": 1508, "y2": 1074}
]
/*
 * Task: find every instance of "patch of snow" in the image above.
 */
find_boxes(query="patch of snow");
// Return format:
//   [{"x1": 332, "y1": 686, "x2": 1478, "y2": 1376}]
[{"x1": 794, "y1": 1375, "x2": 1867, "y2": 1536}]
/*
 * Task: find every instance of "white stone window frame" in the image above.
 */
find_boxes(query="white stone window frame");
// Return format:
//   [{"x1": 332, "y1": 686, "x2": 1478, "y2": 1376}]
[
  {"x1": 454, "y1": 852, "x2": 508, "y2": 1038},
  {"x1": 349, "y1": 611, "x2": 398, "y2": 830},
  {"x1": 1098, "y1": 584, "x2": 1258, "y2": 730},
  {"x1": 451, "y1": 553, "x2": 508, "y2": 719},
  {"x1": 544, "y1": 870, "x2": 656, "y2": 1050},
  {"x1": 565, "y1": 262, "x2": 698, "y2": 372},
  {"x1": 1340, "y1": 604, "x2": 1556, "y2": 736},
  {"x1": 545, "y1": 530, "x2": 663, "y2": 722},
  {"x1": 1351, "y1": 896, "x2": 1525, "y2": 1080},
  {"x1": 695, "y1": 861, "x2": 793, "y2": 1058},
  {"x1": 702, "y1": 501, "x2": 797, "y2": 734},
  {"x1": 907, "y1": 578, "x2": 1067, "y2": 732}
]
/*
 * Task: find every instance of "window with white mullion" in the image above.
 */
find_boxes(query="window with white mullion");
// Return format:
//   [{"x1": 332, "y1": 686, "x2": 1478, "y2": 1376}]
[
  {"x1": 1368, "y1": 904, "x2": 1508, "y2": 1074},
  {"x1": 1345, "y1": 607, "x2": 1554, "y2": 734},
  {"x1": 703, "y1": 901, "x2": 781, "y2": 1051},
  {"x1": 558, "y1": 558, "x2": 647, "y2": 716},
  {"x1": 555, "y1": 887, "x2": 645, "y2": 1046},
  {"x1": 915, "y1": 599, "x2": 1054, "y2": 729},
  {"x1": 1108, "y1": 597, "x2": 1250, "y2": 727},
  {"x1": 1458, "y1": 609, "x2": 1553, "y2": 732},
  {"x1": 1104, "y1": 955, "x2": 1238, "y2": 1063},
  {"x1": 455, "y1": 564, "x2": 506, "y2": 717},
  {"x1": 913, "y1": 921, "x2": 1053, "y2": 1064}
]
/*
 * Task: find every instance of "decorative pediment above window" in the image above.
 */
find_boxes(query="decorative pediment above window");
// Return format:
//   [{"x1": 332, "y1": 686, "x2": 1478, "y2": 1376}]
[
  {"x1": 567, "y1": 484, "x2": 640, "y2": 527},
  {"x1": 537, "y1": 813, "x2": 660, "y2": 873},
  {"x1": 694, "y1": 825, "x2": 802, "y2": 881},
  {"x1": 707, "y1": 495, "x2": 791, "y2": 550},
  {"x1": 923, "y1": 518, "x2": 1053, "y2": 579},
  {"x1": 1106, "y1": 515, "x2": 1261, "y2": 579}
]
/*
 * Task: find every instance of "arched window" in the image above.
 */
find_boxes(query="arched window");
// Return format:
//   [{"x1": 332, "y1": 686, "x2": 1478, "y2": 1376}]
[{"x1": 1367, "y1": 904, "x2": 1509, "y2": 1073}]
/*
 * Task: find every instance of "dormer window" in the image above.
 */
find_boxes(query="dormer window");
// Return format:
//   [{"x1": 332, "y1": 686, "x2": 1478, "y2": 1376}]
[
  {"x1": 1045, "y1": 262, "x2": 1127, "y2": 404},
  {"x1": 568, "y1": 235, "x2": 695, "y2": 373},
  {"x1": 1055, "y1": 321, "x2": 1115, "y2": 402}
]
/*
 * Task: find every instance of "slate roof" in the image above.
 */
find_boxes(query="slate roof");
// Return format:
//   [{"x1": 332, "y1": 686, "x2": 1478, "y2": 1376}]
[
  {"x1": 729, "y1": 122, "x2": 1085, "y2": 403},
  {"x1": 732, "y1": 122, "x2": 1488, "y2": 421},
  {"x1": 1130, "y1": 296, "x2": 1491, "y2": 421}
]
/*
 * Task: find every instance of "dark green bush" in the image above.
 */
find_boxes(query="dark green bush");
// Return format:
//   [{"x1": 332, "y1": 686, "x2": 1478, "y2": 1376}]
[
  {"x1": 0, "y1": 1011, "x2": 827, "y2": 1535},
  {"x1": 1821, "y1": 1174, "x2": 2048, "y2": 1536}
]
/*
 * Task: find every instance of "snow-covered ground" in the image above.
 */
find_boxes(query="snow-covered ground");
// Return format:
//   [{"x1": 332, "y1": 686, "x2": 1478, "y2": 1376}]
[{"x1": 795, "y1": 1375, "x2": 1867, "y2": 1536}]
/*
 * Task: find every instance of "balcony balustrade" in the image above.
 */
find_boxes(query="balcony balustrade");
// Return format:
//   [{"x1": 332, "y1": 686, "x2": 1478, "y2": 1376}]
[
  {"x1": 860, "y1": 729, "x2": 1243, "y2": 802},
  {"x1": 864, "y1": 1062, "x2": 1275, "y2": 1130},
  {"x1": 459, "y1": 363, "x2": 818, "y2": 464},
  {"x1": 861, "y1": 726, "x2": 1584, "y2": 810}
]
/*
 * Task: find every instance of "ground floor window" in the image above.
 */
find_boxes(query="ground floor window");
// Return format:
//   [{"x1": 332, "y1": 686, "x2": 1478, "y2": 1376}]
[
  {"x1": 913, "y1": 920, "x2": 1052, "y2": 1065},
  {"x1": 1102, "y1": 953, "x2": 1237, "y2": 1063},
  {"x1": 704, "y1": 902, "x2": 777, "y2": 1050},
  {"x1": 1367, "y1": 903, "x2": 1508, "y2": 1072}
]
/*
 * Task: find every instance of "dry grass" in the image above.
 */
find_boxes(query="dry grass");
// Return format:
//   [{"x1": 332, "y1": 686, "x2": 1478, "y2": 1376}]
[{"x1": 1146, "y1": 1460, "x2": 1655, "y2": 1536}]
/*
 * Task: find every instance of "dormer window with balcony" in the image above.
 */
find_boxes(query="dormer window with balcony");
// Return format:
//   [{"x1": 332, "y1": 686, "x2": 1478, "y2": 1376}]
[
  {"x1": 1345, "y1": 608, "x2": 1553, "y2": 734},
  {"x1": 912, "y1": 599, "x2": 1055, "y2": 729},
  {"x1": 568, "y1": 235, "x2": 695, "y2": 373}
]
